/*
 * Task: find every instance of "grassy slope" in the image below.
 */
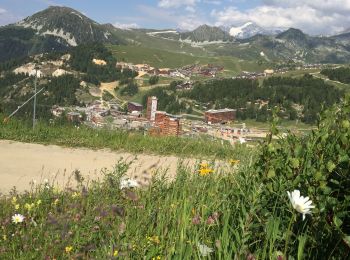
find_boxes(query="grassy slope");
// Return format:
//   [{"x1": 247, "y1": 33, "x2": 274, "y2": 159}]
[
  {"x1": 108, "y1": 45, "x2": 270, "y2": 75},
  {"x1": 0, "y1": 116, "x2": 251, "y2": 160}
]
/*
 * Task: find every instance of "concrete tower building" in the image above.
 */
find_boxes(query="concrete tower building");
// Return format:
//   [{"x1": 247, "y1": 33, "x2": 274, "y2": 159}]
[{"x1": 146, "y1": 96, "x2": 158, "y2": 121}]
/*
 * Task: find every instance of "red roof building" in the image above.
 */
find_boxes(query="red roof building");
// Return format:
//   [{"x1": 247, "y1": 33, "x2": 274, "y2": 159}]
[{"x1": 205, "y1": 108, "x2": 236, "y2": 124}]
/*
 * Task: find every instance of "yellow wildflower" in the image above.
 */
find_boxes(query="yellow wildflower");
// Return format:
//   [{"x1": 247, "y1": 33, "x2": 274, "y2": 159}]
[
  {"x1": 229, "y1": 159, "x2": 240, "y2": 166},
  {"x1": 53, "y1": 198, "x2": 59, "y2": 206},
  {"x1": 14, "y1": 204, "x2": 20, "y2": 210},
  {"x1": 72, "y1": 192, "x2": 80, "y2": 199},
  {"x1": 3, "y1": 235, "x2": 7, "y2": 241},
  {"x1": 11, "y1": 197, "x2": 17, "y2": 205},
  {"x1": 148, "y1": 235, "x2": 160, "y2": 244},
  {"x1": 24, "y1": 203, "x2": 35, "y2": 212},
  {"x1": 152, "y1": 257, "x2": 161, "y2": 260},
  {"x1": 65, "y1": 246, "x2": 73, "y2": 253},
  {"x1": 113, "y1": 250, "x2": 119, "y2": 257},
  {"x1": 198, "y1": 168, "x2": 214, "y2": 176},
  {"x1": 36, "y1": 200, "x2": 42, "y2": 206}
]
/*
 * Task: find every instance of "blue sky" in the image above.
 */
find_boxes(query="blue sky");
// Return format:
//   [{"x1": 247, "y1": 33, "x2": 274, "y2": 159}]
[{"x1": 1, "y1": 0, "x2": 350, "y2": 35}]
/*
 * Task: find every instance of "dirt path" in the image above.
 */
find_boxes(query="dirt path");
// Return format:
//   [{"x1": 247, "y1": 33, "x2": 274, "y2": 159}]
[{"x1": 0, "y1": 140, "x2": 197, "y2": 194}]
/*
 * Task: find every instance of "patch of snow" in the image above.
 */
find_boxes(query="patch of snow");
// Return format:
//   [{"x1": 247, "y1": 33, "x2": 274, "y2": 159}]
[
  {"x1": 229, "y1": 22, "x2": 253, "y2": 37},
  {"x1": 104, "y1": 32, "x2": 111, "y2": 39},
  {"x1": 71, "y1": 12, "x2": 83, "y2": 20},
  {"x1": 42, "y1": 29, "x2": 77, "y2": 46},
  {"x1": 180, "y1": 38, "x2": 229, "y2": 47},
  {"x1": 147, "y1": 30, "x2": 179, "y2": 36}
]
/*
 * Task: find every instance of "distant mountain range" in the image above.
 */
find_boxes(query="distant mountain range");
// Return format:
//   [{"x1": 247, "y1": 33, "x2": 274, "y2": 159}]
[{"x1": 1, "y1": 6, "x2": 350, "y2": 64}]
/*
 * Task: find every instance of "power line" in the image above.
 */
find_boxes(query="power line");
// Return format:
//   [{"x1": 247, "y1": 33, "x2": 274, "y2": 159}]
[{"x1": 5, "y1": 87, "x2": 45, "y2": 122}]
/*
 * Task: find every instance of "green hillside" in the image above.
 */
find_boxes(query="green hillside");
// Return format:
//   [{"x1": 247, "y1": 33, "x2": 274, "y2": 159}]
[{"x1": 108, "y1": 45, "x2": 271, "y2": 74}]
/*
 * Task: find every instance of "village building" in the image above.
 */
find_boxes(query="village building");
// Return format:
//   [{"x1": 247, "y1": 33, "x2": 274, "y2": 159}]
[
  {"x1": 146, "y1": 96, "x2": 158, "y2": 121},
  {"x1": 205, "y1": 108, "x2": 236, "y2": 124},
  {"x1": 92, "y1": 59, "x2": 107, "y2": 66},
  {"x1": 150, "y1": 111, "x2": 181, "y2": 136},
  {"x1": 66, "y1": 112, "x2": 82, "y2": 123},
  {"x1": 127, "y1": 102, "x2": 143, "y2": 113}
]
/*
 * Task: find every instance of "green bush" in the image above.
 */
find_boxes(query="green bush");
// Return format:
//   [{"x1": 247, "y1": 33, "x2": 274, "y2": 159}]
[{"x1": 255, "y1": 96, "x2": 350, "y2": 258}]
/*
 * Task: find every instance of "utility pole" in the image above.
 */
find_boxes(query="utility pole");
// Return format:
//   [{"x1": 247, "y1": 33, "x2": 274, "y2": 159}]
[{"x1": 33, "y1": 66, "x2": 38, "y2": 130}]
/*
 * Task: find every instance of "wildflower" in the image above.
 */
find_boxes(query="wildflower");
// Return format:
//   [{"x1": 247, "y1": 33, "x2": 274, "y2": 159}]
[
  {"x1": 53, "y1": 198, "x2": 59, "y2": 206},
  {"x1": 192, "y1": 215, "x2": 201, "y2": 225},
  {"x1": 53, "y1": 187, "x2": 61, "y2": 194},
  {"x1": 12, "y1": 214, "x2": 25, "y2": 224},
  {"x1": 229, "y1": 159, "x2": 240, "y2": 166},
  {"x1": 120, "y1": 178, "x2": 140, "y2": 189},
  {"x1": 14, "y1": 204, "x2": 20, "y2": 210},
  {"x1": 65, "y1": 246, "x2": 73, "y2": 253},
  {"x1": 206, "y1": 216, "x2": 215, "y2": 225},
  {"x1": 198, "y1": 168, "x2": 214, "y2": 176},
  {"x1": 147, "y1": 235, "x2": 160, "y2": 244},
  {"x1": 3, "y1": 235, "x2": 7, "y2": 241},
  {"x1": 152, "y1": 256, "x2": 161, "y2": 260},
  {"x1": 36, "y1": 200, "x2": 42, "y2": 206},
  {"x1": 11, "y1": 197, "x2": 17, "y2": 205},
  {"x1": 113, "y1": 250, "x2": 119, "y2": 257},
  {"x1": 24, "y1": 203, "x2": 35, "y2": 212},
  {"x1": 72, "y1": 192, "x2": 81, "y2": 199},
  {"x1": 239, "y1": 137, "x2": 246, "y2": 144},
  {"x1": 287, "y1": 190, "x2": 315, "y2": 220},
  {"x1": 197, "y1": 242, "x2": 214, "y2": 256}
]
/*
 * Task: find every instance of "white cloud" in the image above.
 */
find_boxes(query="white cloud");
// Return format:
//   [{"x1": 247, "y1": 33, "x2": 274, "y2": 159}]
[
  {"x1": 212, "y1": 2, "x2": 350, "y2": 35},
  {"x1": 139, "y1": 4, "x2": 207, "y2": 31},
  {"x1": 185, "y1": 6, "x2": 196, "y2": 13},
  {"x1": 0, "y1": 7, "x2": 21, "y2": 26},
  {"x1": 113, "y1": 22, "x2": 139, "y2": 30},
  {"x1": 203, "y1": 0, "x2": 222, "y2": 5},
  {"x1": 158, "y1": 0, "x2": 200, "y2": 8}
]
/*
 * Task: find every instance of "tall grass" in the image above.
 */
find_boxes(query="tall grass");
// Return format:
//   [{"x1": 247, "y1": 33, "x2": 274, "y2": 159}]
[
  {"x1": 0, "y1": 115, "x2": 251, "y2": 160},
  {"x1": 0, "y1": 157, "x2": 274, "y2": 259}
]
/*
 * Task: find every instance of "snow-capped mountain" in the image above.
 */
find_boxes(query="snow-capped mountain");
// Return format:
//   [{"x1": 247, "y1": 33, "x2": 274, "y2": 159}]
[{"x1": 227, "y1": 22, "x2": 284, "y2": 39}]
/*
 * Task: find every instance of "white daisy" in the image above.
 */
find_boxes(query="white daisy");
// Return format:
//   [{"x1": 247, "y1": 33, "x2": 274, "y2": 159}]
[
  {"x1": 287, "y1": 190, "x2": 315, "y2": 220},
  {"x1": 12, "y1": 214, "x2": 25, "y2": 224},
  {"x1": 120, "y1": 178, "x2": 140, "y2": 189},
  {"x1": 197, "y1": 242, "x2": 214, "y2": 256}
]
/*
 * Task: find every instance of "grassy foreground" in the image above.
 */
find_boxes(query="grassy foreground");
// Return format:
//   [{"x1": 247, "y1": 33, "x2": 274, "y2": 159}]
[
  {"x1": 0, "y1": 97, "x2": 349, "y2": 259},
  {"x1": 0, "y1": 115, "x2": 250, "y2": 160}
]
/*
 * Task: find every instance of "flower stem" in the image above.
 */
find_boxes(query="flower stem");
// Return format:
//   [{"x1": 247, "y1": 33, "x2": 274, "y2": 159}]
[{"x1": 284, "y1": 212, "x2": 295, "y2": 257}]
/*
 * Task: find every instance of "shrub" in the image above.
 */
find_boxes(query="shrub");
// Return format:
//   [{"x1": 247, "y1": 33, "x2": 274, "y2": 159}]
[{"x1": 255, "y1": 96, "x2": 350, "y2": 258}]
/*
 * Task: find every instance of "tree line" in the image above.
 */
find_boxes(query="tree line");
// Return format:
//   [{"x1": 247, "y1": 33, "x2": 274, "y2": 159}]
[
  {"x1": 321, "y1": 67, "x2": 350, "y2": 84},
  {"x1": 182, "y1": 75, "x2": 343, "y2": 123}
]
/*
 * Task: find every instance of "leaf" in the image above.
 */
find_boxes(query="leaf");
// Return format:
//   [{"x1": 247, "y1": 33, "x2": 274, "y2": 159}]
[
  {"x1": 343, "y1": 236, "x2": 350, "y2": 247},
  {"x1": 333, "y1": 216, "x2": 343, "y2": 228},
  {"x1": 326, "y1": 161, "x2": 336, "y2": 172},
  {"x1": 290, "y1": 158, "x2": 300, "y2": 169},
  {"x1": 267, "y1": 169, "x2": 276, "y2": 178},
  {"x1": 314, "y1": 171, "x2": 323, "y2": 181}
]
